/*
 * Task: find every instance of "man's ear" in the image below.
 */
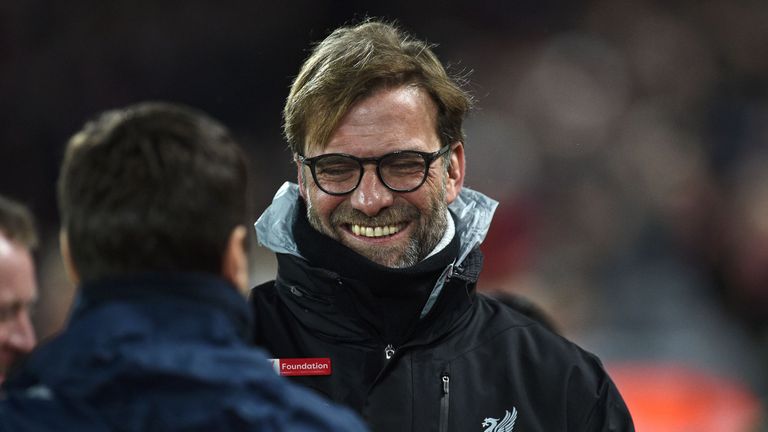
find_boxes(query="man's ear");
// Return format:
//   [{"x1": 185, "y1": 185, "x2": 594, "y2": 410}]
[
  {"x1": 222, "y1": 225, "x2": 249, "y2": 296},
  {"x1": 59, "y1": 229, "x2": 80, "y2": 285},
  {"x1": 445, "y1": 142, "x2": 465, "y2": 204}
]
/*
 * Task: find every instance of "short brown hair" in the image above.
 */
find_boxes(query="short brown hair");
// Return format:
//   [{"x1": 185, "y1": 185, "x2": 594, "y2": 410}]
[
  {"x1": 58, "y1": 102, "x2": 249, "y2": 282},
  {"x1": 284, "y1": 20, "x2": 472, "y2": 156},
  {"x1": 0, "y1": 195, "x2": 38, "y2": 249}
]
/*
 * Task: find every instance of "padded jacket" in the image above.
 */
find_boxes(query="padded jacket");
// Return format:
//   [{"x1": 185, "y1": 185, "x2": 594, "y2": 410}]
[
  {"x1": 250, "y1": 183, "x2": 634, "y2": 432},
  {"x1": 0, "y1": 273, "x2": 368, "y2": 432}
]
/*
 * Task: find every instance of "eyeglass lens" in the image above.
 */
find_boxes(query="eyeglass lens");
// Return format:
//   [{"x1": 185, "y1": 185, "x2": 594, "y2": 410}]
[{"x1": 314, "y1": 151, "x2": 427, "y2": 194}]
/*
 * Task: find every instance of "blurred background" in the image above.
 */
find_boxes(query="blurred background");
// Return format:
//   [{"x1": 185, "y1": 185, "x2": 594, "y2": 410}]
[{"x1": 1, "y1": 0, "x2": 766, "y2": 429}]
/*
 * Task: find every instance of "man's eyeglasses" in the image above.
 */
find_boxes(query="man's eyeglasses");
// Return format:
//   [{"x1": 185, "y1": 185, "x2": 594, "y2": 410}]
[{"x1": 297, "y1": 144, "x2": 452, "y2": 196}]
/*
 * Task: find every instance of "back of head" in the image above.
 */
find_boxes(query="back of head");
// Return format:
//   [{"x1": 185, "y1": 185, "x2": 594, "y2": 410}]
[
  {"x1": 0, "y1": 195, "x2": 38, "y2": 250},
  {"x1": 58, "y1": 102, "x2": 249, "y2": 283},
  {"x1": 284, "y1": 19, "x2": 472, "y2": 156}
]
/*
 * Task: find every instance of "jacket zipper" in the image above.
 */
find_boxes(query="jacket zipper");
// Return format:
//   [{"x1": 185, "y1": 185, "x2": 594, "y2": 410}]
[{"x1": 439, "y1": 372, "x2": 450, "y2": 432}]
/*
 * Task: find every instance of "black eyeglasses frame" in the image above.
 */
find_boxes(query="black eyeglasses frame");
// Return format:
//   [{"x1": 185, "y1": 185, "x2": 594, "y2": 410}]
[{"x1": 297, "y1": 144, "x2": 453, "y2": 196}]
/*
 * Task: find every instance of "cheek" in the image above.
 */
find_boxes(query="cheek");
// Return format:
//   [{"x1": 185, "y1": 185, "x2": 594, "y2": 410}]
[
  {"x1": 402, "y1": 187, "x2": 438, "y2": 216},
  {"x1": 307, "y1": 188, "x2": 345, "y2": 222},
  {"x1": 416, "y1": 173, "x2": 446, "y2": 206}
]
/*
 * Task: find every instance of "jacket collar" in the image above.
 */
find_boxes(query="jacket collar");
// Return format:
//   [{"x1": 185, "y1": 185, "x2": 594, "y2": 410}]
[
  {"x1": 272, "y1": 246, "x2": 484, "y2": 347},
  {"x1": 255, "y1": 182, "x2": 497, "y2": 320},
  {"x1": 74, "y1": 272, "x2": 253, "y2": 340},
  {"x1": 254, "y1": 182, "x2": 498, "y2": 268}
]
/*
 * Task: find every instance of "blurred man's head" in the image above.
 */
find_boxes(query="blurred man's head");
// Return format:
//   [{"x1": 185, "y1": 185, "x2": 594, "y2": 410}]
[
  {"x1": 285, "y1": 20, "x2": 471, "y2": 268},
  {"x1": 0, "y1": 195, "x2": 38, "y2": 383},
  {"x1": 58, "y1": 102, "x2": 250, "y2": 293}
]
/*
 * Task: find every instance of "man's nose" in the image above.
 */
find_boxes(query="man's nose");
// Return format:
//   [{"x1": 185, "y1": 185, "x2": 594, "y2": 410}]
[
  {"x1": 350, "y1": 166, "x2": 394, "y2": 216},
  {"x1": 7, "y1": 311, "x2": 36, "y2": 354}
]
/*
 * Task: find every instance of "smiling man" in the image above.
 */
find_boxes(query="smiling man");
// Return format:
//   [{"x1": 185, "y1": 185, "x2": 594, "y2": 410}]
[
  {"x1": 250, "y1": 20, "x2": 634, "y2": 432},
  {"x1": 300, "y1": 84, "x2": 458, "y2": 268}
]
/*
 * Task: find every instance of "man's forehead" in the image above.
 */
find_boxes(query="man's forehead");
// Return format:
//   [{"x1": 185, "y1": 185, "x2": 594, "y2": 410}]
[{"x1": 304, "y1": 85, "x2": 439, "y2": 156}]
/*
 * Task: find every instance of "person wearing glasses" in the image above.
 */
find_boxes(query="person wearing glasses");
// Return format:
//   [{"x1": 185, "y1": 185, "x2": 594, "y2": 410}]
[{"x1": 250, "y1": 20, "x2": 634, "y2": 431}]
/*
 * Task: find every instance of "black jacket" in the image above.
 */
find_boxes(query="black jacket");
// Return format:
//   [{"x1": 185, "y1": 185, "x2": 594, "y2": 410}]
[{"x1": 250, "y1": 183, "x2": 634, "y2": 432}]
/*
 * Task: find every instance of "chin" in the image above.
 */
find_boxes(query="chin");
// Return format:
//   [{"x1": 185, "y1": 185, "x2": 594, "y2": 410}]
[{"x1": 349, "y1": 245, "x2": 406, "y2": 267}]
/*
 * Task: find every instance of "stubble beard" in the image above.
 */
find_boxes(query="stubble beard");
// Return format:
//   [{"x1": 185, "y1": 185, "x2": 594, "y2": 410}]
[{"x1": 305, "y1": 179, "x2": 448, "y2": 269}]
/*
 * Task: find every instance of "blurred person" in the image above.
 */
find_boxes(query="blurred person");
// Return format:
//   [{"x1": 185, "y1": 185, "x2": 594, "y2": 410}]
[
  {"x1": 0, "y1": 195, "x2": 37, "y2": 385},
  {"x1": 250, "y1": 20, "x2": 634, "y2": 431},
  {"x1": 717, "y1": 153, "x2": 768, "y2": 333},
  {"x1": 0, "y1": 102, "x2": 368, "y2": 432},
  {"x1": 608, "y1": 363, "x2": 763, "y2": 432}
]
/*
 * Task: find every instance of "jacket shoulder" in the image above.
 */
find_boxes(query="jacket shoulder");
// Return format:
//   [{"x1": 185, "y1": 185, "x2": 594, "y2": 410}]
[
  {"x1": 473, "y1": 293, "x2": 557, "y2": 337},
  {"x1": 251, "y1": 279, "x2": 279, "y2": 296},
  {"x1": 471, "y1": 294, "x2": 634, "y2": 430},
  {"x1": 473, "y1": 293, "x2": 605, "y2": 371},
  {"x1": 249, "y1": 279, "x2": 282, "y2": 312},
  {"x1": 248, "y1": 279, "x2": 283, "y2": 342}
]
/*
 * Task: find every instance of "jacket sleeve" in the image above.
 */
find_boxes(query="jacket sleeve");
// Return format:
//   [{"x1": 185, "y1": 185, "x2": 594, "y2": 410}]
[{"x1": 568, "y1": 353, "x2": 635, "y2": 432}]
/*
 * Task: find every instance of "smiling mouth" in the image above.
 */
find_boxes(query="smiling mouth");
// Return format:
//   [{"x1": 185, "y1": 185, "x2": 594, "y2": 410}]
[{"x1": 350, "y1": 223, "x2": 404, "y2": 238}]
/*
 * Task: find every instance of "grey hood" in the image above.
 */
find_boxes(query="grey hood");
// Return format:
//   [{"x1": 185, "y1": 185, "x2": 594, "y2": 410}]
[{"x1": 254, "y1": 181, "x2": 498, "y2": 267}]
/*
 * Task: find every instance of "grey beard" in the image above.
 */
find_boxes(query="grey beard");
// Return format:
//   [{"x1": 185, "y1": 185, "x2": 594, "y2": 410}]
[
  {"x1": 304, "y1": 178, "x2": 448, "y2": 268},
  {"x1": 399, "y1": 189, "x2": 447, "y2": 267}
]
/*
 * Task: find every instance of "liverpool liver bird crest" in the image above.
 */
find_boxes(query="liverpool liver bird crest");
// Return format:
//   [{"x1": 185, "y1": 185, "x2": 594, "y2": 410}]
[{"x1": 481, "y1": 407, "x2": 517, "y2": 431}]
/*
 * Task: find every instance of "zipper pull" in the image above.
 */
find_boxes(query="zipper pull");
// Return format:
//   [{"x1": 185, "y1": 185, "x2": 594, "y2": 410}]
[
  {"x1": 441, "y1": 373, "x2": 450, "y2": 394},
  {"x1": 439, "y1": 372, "x2": 451, "y2": 432},
  {"x1": 384, "y1": 344, "x2": 395, "y2": 359}
]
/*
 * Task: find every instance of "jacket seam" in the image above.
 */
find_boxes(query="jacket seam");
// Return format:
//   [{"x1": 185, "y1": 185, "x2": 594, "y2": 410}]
[{"x1": 443, "y1": 321, "x2": 538, "y2": 362}]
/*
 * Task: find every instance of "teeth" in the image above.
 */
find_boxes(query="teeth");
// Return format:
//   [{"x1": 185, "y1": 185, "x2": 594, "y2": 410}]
[{"x1": 351, "y1": 224, "x2": 401, "y2": 238}]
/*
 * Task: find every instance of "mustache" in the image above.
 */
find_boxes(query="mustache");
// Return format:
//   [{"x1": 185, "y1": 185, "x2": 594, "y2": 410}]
[{"x1": 330, "y1": 203, "x2": 420, "y2": 226}]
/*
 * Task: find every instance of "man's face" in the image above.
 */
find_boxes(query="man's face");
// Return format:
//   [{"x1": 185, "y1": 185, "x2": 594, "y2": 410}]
[
  {"x1": 298, "y1": 85, "x2": 464, "y2": 268},
  {"x1": 0, "y1": 233, "x2": 37, "y2": 383}
]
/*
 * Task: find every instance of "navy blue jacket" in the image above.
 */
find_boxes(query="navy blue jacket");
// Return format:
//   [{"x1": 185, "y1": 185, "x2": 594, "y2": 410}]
[{"x1": 0, "y1": 273, "x2": 368, "y2": 432}]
